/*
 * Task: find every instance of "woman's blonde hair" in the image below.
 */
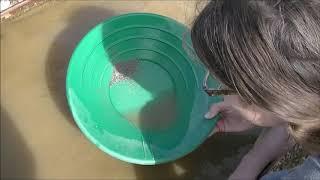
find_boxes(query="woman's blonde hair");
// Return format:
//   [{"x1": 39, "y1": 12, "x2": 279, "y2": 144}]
[{"x1": 191, "y1": 0, "x2": 320, "y2": 153}]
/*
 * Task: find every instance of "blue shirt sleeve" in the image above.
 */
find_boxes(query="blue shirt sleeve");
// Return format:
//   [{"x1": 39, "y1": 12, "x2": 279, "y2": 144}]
[{"x1": 261, "y1": 155, "x2": 320, "y2": 180}]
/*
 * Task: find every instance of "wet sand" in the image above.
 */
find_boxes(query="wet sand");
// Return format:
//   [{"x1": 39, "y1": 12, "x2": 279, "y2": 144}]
[{"x1": 1, "y1": 1, "x2": 258, "y2": 179}]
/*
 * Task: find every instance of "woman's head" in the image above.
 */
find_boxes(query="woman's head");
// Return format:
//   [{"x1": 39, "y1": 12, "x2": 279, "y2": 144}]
[{"x1": 191, "y1": 0, "x2": 320, "y2": 153}]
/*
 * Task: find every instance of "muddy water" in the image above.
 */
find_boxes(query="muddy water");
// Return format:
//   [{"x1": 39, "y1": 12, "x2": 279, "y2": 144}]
[{"x1": 1, "y1": 1, "x2": 258, "y2": 179}]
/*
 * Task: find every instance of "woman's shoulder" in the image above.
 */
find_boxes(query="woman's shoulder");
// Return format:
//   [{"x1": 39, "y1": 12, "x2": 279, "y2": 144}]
[
  {"x1": 309, "y1": 155, "x2": 320, "y2": 168},
  {"x1": 262, "y1": 155, "x2": 320, "y2": 180},
  {"x1": 283, "y1": 155, "x2": 320, "y2": 180}
]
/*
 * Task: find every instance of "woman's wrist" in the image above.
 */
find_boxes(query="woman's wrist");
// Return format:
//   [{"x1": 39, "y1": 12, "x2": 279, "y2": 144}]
[{"x1": 230, "y1": 148, "x2": 269, "y2": 179}]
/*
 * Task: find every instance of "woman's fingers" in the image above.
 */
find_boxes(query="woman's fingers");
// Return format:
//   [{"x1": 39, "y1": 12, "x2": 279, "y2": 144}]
[
  {"x1": 209, "y1": 119, "x2": 226, "y2": 137},
  {"x1": 205, "y1": 102, "x2": 226, "y2": 119},
  {"x1": 206, "y1": 102, "x2": 227, "y2": 137}
]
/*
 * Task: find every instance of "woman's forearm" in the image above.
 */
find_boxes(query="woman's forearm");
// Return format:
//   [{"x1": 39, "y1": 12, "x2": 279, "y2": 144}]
[
  {"x1": 229, "y1": 125, "x2": 295, "y2": 179},
  {"x1": 251, "y1": 125, "x2": 294, "y2": 164}
]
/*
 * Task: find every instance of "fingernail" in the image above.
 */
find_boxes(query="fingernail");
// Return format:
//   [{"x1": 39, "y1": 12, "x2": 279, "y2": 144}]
[
  {"x1": 205, "y1": 112, "x2": 212, "y2": 119},
  {"x1": 208, "y1": 130, "x2": 215, "y2": 137}
]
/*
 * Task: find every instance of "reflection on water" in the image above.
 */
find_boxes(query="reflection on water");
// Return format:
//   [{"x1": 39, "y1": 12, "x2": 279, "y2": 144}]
[{"x1": 1, "y1": 107, "x2": 35, "y2": 179}]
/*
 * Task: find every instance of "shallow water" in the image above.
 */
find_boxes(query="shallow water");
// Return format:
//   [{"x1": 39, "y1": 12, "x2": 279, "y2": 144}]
[{"x1": 1, "y1": 1, "x2": 258, "y2": 179}]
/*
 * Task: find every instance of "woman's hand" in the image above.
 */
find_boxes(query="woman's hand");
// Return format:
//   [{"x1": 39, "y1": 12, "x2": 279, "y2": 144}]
[
  {"x1": 205, "y1": 95, "x2": 256, "y2": 134},
  {"x1": 205, "y1": 96, "x2": 293, "y2": 179}
]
